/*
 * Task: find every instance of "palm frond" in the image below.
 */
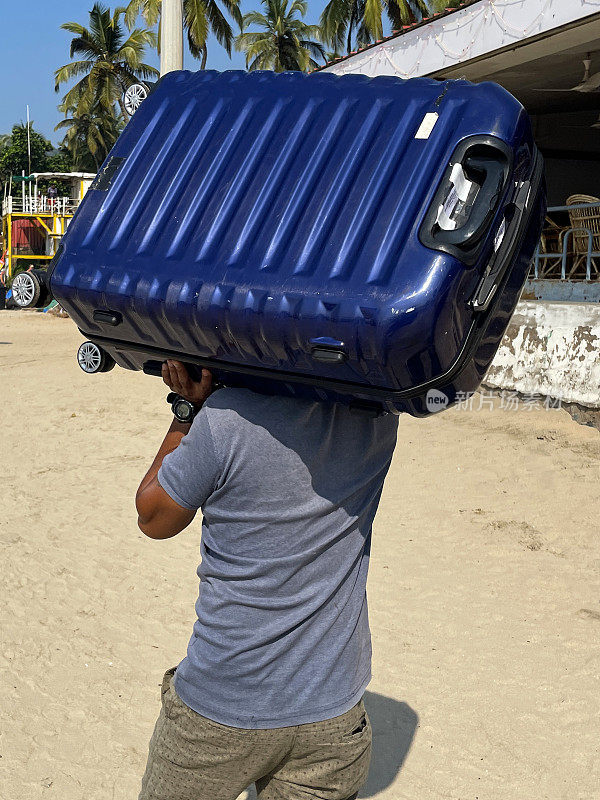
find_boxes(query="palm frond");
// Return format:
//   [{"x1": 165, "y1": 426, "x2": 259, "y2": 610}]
[
  {"x1": 54, "y1": 61, "x2": 97, "y2": 90},
  {"x1": 118, "y1": 26, "x2": 158, "y2": 55},
  {"x1": 184, "y1": 0, "x2": 210, "y2": 54},
  {"x1": 135, "y1": 63, "x2": 161, "y2": 79},
  {"x1": 299, "y1": 39, "x2": 326, "y2": 59},
  {"x1": 124, "y1": 0, "x2": 143, "y2": 29},
  {"x1": 60, "y1": 22, "x2": 89, "y2": 37},
  {"x1": 68, "y1": 35, "x2": 105, "y2": 60},
  {"x1": 125, "y1": 0, "x2": 161, "y2": 27},
  {"x1": 362, "y1": 0, "x2": 383, "y2": 40},
  {"x1": 320, "y1": 0, "x2": 352, "y2": 50},
  {"x1": 215, "y1": 0, "x2": 242, "y2": 28},
  {"x1": 385, "y1": 0, "x2": 427, "y2": 26},
  {"x1": 203, "y1": 0, "x2": 235, "y2": 53},
  {"x1": 240, "y1": 9, "x2": 269, "y2": 28}
]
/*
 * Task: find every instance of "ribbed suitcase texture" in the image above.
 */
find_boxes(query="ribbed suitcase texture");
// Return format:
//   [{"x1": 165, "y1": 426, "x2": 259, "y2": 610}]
[{"x1": 49, "y1": 70, "x2": 545, "y2": 415}]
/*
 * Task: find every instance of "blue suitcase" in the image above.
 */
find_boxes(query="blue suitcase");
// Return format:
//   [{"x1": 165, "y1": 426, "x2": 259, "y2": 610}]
[{"x1": 49, "y1": 70, "x2": 545, "y2": 416}]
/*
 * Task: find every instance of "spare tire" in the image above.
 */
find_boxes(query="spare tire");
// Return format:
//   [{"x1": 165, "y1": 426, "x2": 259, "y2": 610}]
[{"x1": 11, "y1": 271, "x2": 43, "y2": 308}]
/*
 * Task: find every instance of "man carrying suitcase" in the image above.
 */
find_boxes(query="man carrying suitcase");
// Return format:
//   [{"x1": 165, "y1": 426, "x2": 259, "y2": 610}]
[{"x1": 136, "y1": 360, "x2": 398, "y2": 800}]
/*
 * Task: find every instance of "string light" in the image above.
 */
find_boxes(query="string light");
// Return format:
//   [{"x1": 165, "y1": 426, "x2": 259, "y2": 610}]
[
  {"x1": 488, "y1": 0, "x2": 553, "y2": 38},
  {"x1": 329, "y1": 0, "x2": 595, "y2": 80}
]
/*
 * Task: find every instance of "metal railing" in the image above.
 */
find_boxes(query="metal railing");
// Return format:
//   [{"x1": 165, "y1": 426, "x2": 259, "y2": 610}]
[
  {"x1": 532, "y1": 202, "x2": 600, "y2": 282},
  {"x1": 2, "y1": 195, "x2": 598, "y2": 283},
  {"x1": 2, "y1": 195, "x2": 81, "y2": 216}
]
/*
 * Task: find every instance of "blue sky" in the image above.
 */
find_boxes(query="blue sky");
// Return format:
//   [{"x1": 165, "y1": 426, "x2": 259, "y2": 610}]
[{"x1": 0, "y1": 0, "x2": 333, "y2": 146}]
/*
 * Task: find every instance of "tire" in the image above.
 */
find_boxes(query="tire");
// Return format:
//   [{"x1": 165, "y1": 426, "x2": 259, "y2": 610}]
[
  {"x1": 33, "y1": 269, "x2": 53, "y2": 308},
  {"x1": 11, "y1": 271, "x2": 42, "y2": 308},
  {"x1": 77, "y1": 341, "x2": 116, "y2": 374}
]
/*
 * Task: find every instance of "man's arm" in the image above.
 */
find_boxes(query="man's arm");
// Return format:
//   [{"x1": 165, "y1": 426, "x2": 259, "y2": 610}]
[
  {"x1": 135, "y1": 361, "x2": 213, "y2": 540},
  {"x1": 136, "y1": 418, "x2": 196, "y2": 539}
]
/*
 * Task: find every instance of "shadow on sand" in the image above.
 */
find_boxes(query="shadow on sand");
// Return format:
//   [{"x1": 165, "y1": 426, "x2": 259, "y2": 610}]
[{"x1": 359, "y1": 691, "x2": 418, "y2": 796}]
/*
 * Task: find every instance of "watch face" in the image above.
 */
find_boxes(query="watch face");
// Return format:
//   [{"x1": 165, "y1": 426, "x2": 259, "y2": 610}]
[{"x1": 173, "y1": 398, "x2": 194, "y2": 422}]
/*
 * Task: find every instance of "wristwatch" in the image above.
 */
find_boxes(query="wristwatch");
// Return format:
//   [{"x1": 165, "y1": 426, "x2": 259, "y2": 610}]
[{"x1": 167, "y1": 392, "x2": 199, "y2": 423}]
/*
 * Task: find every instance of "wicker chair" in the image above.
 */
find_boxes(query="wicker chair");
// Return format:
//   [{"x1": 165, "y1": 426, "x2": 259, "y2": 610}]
[
  {"x1": 538, "y1": 215, "x2": 568, "y2": 278},
  {"x1": 566, "y1": 194, "x2": 600, "y2": 279}
]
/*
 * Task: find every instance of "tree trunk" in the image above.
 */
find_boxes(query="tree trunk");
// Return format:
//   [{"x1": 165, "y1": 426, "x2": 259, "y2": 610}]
[
  {"x1": 115, "y1": 72, "x2": 131, "y2": 121},
  {"x1": 118, "y1": 95, "x2": 129, "y2": 121},
  {"x1": 346, "y1": 8, "x2": 355, "y2": 55}
]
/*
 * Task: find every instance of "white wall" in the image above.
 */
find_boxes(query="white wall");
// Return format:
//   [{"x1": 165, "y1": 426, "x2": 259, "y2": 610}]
[{"x1": 486, "y1": 301, "x2": 600, "y2": 408}]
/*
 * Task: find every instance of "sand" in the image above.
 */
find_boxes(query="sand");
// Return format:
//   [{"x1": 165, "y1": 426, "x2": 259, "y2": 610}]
[{"x1": 0, "y1": 310, "x2": 599, "y2": 800}]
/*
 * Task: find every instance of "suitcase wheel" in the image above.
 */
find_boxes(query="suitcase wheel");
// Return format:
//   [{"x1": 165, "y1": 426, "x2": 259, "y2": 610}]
[{"x1": 77, "y1": 341, "x2": 116, "y2": 374}]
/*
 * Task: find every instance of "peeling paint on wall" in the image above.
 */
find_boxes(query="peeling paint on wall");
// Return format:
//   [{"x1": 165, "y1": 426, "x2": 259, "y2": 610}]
[{"x1": 486, "y1": 301, "x2": 600, "y2": 408}]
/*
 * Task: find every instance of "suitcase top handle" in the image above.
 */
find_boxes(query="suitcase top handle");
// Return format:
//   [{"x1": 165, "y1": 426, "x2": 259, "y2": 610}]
[
  {"x1": 420, "y1": 135, "x2": 513, "y2": 266},
  {"x1": 436, "y1": 155, "x2": 506, "y2": 247}
]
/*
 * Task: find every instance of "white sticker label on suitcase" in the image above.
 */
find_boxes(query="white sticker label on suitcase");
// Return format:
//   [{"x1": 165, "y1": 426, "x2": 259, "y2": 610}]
[{"x1": 415, "y1": 112, "x2": 439, "y2": 140}]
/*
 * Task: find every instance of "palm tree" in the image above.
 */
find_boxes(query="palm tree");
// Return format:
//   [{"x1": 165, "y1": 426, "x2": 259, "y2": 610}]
[
  {"x1": 235, "y1": 0, "x2": 325, "y2": 72},
  {"x1": 55, "y1": 103, "x2": 124, "y2": 171},
  {"x1": 124, "y1": 0, "x2": 242, "y2": 69},
  {"x1": 55, "y1": 3, "x2": 158, "y2": 121},
  {"x1": 320, "y1": 0, "x2": 430, "y2": 55}
]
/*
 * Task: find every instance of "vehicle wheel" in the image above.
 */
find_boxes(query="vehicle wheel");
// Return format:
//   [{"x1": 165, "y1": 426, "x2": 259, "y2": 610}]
[
  {"x1": 11, "y1": 271, "x2": 42, "y2": 308},
  {"x1": 124, "y1": 82, "x2": 149, "y2": 117},
  {"x1": 77, "y1": 341, "x2": 116, "y2": 374}
]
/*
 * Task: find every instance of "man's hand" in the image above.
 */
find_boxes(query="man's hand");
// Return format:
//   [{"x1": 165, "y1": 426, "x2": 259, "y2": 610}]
[{"x1": 162, "y1": 360, "x2": 213, "y2": 407}]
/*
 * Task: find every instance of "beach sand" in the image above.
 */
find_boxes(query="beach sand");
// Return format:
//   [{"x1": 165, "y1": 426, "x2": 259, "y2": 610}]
[{"x1": 1, "y1": 310, "x2": 599, "y2": 800}]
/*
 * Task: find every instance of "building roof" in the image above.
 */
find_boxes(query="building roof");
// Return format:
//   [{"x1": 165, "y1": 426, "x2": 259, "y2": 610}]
[
  {"x1": 314, "y1": 0, "x2": 483, "y2": 73},
  {"x1": 30, "y1": 172, "x2": 96, "y2": 180}
]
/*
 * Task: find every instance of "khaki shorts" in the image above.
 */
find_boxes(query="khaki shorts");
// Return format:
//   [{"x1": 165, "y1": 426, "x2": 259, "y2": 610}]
[{"x1": 139, "y1": 668, "x2": 372, "y2": 800}]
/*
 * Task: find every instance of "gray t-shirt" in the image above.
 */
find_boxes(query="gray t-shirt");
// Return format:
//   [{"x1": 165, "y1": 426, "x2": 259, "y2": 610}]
[{"x1": 158, "y1": 388, "x2": 398, "y2": 728}]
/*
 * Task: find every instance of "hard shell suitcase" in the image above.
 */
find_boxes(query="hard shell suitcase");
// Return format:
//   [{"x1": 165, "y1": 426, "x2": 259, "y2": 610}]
[{"x1": 49, "y1": 70, "x2": 545, "y2": 416}]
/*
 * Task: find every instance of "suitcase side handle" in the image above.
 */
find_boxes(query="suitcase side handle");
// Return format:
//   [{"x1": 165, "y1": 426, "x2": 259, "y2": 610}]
[
  {"x1": 309, "y1": 337, "x2": 348, "y2": 365},
  {"x1": 311, "y1": 347, "x2": 348, "y2": 365},
  {"x1": 93, "y1": 309, "x2": 123, "y2": 327}
]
